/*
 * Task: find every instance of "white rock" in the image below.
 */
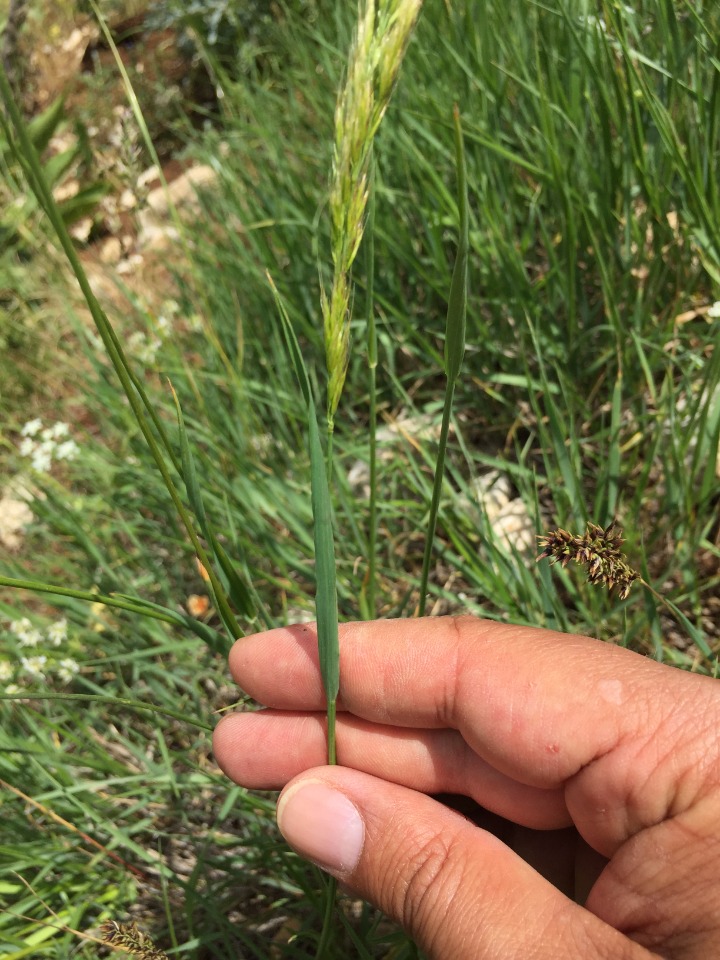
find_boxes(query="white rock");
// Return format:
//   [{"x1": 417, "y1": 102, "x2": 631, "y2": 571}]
[{"x1": 0, "y1": 493, "x2": 34, "y2": 550}]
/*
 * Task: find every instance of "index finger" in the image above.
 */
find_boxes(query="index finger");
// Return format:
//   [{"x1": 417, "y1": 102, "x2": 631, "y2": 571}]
[{"x1": 227, "y1": 617, "x2": 720, "y2": 852}]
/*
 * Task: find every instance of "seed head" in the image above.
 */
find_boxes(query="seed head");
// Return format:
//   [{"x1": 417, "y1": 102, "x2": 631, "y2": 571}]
[
  {"x1": 100, "y1": 921, "x2": 170, "y2": 960},
  {"x1": 537, "y1": 520, "x2": 639, "y2": 600},
  {"x1": 324, "y1": 0, "x2": 422, "y2": 423}
]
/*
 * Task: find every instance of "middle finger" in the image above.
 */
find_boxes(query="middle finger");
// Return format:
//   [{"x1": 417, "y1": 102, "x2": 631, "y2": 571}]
[{"x1": 213, "y1": 709, "x2": 570, "y2": 829}]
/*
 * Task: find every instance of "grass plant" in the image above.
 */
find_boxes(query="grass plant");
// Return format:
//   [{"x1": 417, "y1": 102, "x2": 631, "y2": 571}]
[
  {"x1": 0, "y1": 0, "x2": 718, "y2": 956},
  {"x1": 417, "y1": 103, "x2": 468, "y2": 616}
]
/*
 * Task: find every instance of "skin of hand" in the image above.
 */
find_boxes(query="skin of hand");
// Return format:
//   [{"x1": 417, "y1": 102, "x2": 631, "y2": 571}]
[{"x1": 212, "y1": 616, "x2": 720, "y2": 959}]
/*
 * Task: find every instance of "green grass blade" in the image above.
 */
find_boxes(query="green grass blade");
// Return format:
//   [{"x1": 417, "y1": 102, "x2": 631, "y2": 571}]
[
  {"x1": 0, "y1": 693, "x2": 213, "y2": 733},
  {"x1": 210, "y1": 535, "x2": 257, "y2": 621},
  {"x1": 444, "y1": 105, "x2": 469, "y2": 385},
  {"x1": 171, "y1": 381, "x2": 210, "y2": 534},
  {"x1": 649, "y1": 589, "x2": 712, "y2": 662},
  {"x1": 599, "y1": 367, "x2": 623, "y2": 524},
  {"x1": 364, "y1": 155, "x2": 378, "y2": 619},
  {"x1": 418, "y1": 107, "x2": 468, "y2": 616},
  {"x1": 24, "y1": 94, "x2": 66, "y2": 156},
  {"x1": 308, "y1": 398, "x2": 340, "y2": 707},
  {"x1": 0, "y1": 575, "x2": 221, "y2": 648},
  {"x1": 525, "y1": 321, "x2": 585, "y2": 524},
  {"x1": 167, "y1": 383, "x2": 245, "y2": 639},
  {"x1": 267, "y1": 270, "x2": 312, "y2": 408}
]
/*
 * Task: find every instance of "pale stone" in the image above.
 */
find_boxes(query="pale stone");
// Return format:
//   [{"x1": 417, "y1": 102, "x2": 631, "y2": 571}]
[
  {"x1": 137, "y1": 165, "x2": 218, "y2": 250},
  {"x1": 0, "y1": 494, "x2": 34, "y2": 550},
  {"x1": 99, "y1": 237, "x2": 122, "y2": 264}
]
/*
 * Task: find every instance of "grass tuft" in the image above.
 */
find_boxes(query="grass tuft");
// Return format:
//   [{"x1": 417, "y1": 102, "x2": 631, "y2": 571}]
[{"x1": 0, "y1": 0, "x2": 718, "y2": 954}]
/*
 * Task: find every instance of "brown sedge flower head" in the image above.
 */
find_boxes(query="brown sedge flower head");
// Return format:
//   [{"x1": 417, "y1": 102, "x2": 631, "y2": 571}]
[
  {"x1": 100, "y1": 921, "x2": 170, "y2": 960},
  {"x1": 537, "y1": 520, "x2": 639, "y2": 600}
]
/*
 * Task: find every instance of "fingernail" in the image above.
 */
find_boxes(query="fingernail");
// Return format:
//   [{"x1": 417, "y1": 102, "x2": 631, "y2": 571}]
[{"x1": 276, "y1": 779, "x2": 364, "y2": 873}]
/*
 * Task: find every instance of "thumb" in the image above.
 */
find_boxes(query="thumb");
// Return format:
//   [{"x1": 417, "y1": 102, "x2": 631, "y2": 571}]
[{"x1": 276, "y1": 768, "x2": 653, "y2": 960}]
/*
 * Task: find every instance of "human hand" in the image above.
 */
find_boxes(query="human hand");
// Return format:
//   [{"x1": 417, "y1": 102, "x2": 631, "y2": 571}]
[{"x1": 213, "y1": 617, "x2": 720, "y2": 959}]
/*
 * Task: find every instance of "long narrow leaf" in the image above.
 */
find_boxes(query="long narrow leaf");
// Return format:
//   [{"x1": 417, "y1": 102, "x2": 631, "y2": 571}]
[
  {"x1": 308, "y1": 399, "x2": 339, "y2": 704},
  {"x1": 0, "y1": 693, "x2": 213, "y2": 732},
  {"x1": 169, "y1": 381, "x2": 249, "y2": 635},
  {"x1": 418, "y1": 107, "x2": 468, "y2": 616},
  {"x1": 444, "y1": 104, "x2": 469, "y2": 385},
  {"x1": 210, "y1": 535, "x2": 257, "y2": 621},
  {"x1": 0, "y1": 575, "x2": 221, "y2": 648},
  {"x1": 267, "y1": 270, "x2": 312, "y2": 408},
  {"x1": 171, "y1": 381, "x2": 210, "y2": 534}
]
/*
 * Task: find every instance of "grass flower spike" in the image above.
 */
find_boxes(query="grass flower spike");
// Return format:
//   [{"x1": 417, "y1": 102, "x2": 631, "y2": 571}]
[
  {"x1": 101, "y1": 921, "x2": 170, "y2": 960},
  {"x1": 324, "y1": 0, "x2": 422, "y2": 425},
  {"x1": 538, "y1": 520, "x2": 709, "y2": 660},
  {"x1": 537, "y1": 520, "x2": 639, "y2": 600}
]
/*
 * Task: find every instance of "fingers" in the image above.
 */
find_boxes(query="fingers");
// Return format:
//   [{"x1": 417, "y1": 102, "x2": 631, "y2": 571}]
[
  {"x1": 274, "y1": 768, "x2": 654, "y2": 960},
  {"x1": 213, "y1": 709, "x2": 570, "y2": 828},
  {"x1": 223, "y1": 617, "x2": 720, "y2": 855}
]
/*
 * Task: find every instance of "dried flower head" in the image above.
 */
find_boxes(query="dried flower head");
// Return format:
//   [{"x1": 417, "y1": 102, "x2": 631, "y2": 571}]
[
  {"x1": 537, "y1": 520, "x2": 639, "y2": 600},
  {"x1": 100, "y1": 920, "x2": 170, "y2": 960}
]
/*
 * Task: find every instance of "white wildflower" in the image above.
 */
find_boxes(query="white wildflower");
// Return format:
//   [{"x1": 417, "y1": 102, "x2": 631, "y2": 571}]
[
  {"x1": 20, "y1": 655, "x2": 47, "y2": 677},
  {"x1": 127, "y1": 330, "x2": 158, "y2": 364},
  {"x1": 47, "y1": 422, "x2": 70, "y2": 440},
  {"x1": 19, "y1": 437, "x2": 36, "y2": 457},
  {"x1": 30, "y1": 445, "x2": 53, "y2": 473},
  {"x1": 55, "y1": 439, "x2": 80, "y2": 461},
  {"x1": 10, "y1": 617, "x2": 33, "y2": 636},
  {"x1": 5, "y1": 683, "x2": 21, "y2": 695},
  {"x1": 57, "y1": 658, "x2": 80, "y2": 683},
  {"x1": 21, "y1": 418, "x2": 43, "y2": 437},
  {"x1": 708, "y1": 301, "x2": 720, "y2": 319},
  {"x1": 18, "y1": 628, "x2": 43, "y2": 648},
  {"x1": 47, "y1": 618, "x2": 68, "y2": 646},
  {"x1": 0, "y1": 661, "x2": 13, "y2": 681},
  {"x1": 127, "y1": 331, "x2": 163, "y2": 365},
  {"x1": 140, "y1": 337, "x2": 162, "y2": 365}
]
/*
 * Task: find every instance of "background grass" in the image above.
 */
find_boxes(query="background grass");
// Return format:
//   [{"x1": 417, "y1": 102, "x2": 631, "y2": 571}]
[{"x1": 1, "y1": 0, "x2": 719, "y2": 956}]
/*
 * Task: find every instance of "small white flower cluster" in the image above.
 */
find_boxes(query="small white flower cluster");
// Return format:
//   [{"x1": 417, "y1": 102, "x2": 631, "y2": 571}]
[
  {"x1": 708, "y1": 301, "x2": 720, "y2": 319},
  {"x1": 9, "y1": 616, "x2": 45, "y2": 648},
  {"x1": 127, "y1": 329, "x2": 163, "y2": 365},
  {"x1": 86, "y1": 301, "x2": 185, "y2": 365},
  {"x1": 123, "y1": 300, "x2": 179, "y2": 367},
  {"x1": 2, "y1": 616, "x2": 80, "y2": 692},
  {"x1": 18, "y1": 419, "x2": 80, "y2": 473}
]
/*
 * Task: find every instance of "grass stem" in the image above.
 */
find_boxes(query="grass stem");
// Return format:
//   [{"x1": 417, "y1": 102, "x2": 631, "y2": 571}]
[
  {"x1": 417, "y1": 106, "x2": 468, "y2": 616},
  {"x1": 365, "y1": 159, "x2": 378, "y2": 618},
  {"x1": 417, "y1": 384, "x2": 456, "y2": 616},
  {"x1": 0, "y1": 693, "x2": 213, "y2": 732}
]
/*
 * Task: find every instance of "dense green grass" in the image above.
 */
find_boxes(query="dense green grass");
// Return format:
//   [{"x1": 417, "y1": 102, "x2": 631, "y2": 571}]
[{"x1": 1, "y1": 0, "x2": 719, "y2": 956}]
